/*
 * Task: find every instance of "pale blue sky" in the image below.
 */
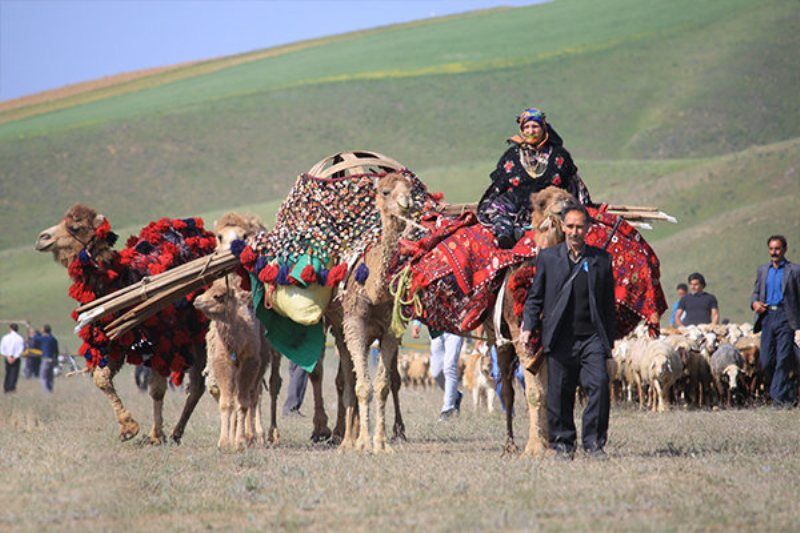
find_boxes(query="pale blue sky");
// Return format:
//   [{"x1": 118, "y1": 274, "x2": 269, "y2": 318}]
[{"x1": 0, "y1": 0, "x2": 539, "y2": 102}]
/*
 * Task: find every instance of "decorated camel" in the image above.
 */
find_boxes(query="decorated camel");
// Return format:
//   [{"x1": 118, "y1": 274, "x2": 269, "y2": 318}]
[
  {"x1": 34, "y1": 204, "x2": 215, "y2": 443},
  {"x1": 209, "y1": 212, "x2": 332, "y2": 446}
]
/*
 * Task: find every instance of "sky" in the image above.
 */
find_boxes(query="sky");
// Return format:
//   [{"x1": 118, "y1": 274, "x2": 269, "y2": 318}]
[{"x1": 0, "y1": 0, "x2": 538, "y2": 102}]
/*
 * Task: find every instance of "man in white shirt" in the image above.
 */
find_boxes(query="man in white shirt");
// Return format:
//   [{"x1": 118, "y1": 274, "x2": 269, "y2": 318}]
[{"x1": 2, "y1": 324, "x2": 25, "y2": 393}]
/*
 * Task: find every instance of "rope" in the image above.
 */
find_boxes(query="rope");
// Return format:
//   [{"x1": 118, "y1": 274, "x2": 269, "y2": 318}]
[{"x1": 388, "y1": 264, "x2": 422, "y2": 338}]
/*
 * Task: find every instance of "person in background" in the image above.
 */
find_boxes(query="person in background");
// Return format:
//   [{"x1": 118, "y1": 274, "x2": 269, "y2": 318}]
[
  {"x1": 670, "y1": 283, "x2": 688, "y2": 328},
  {"x1": 2, "y1": 324, "x2": 25, "y2": 393},
  {"x1": 751, "y1": 235, "x2": 800, "y2": 408},
  {"x1": 37, "y1": 325, "x2": 59, "y2": 393},
  {"x1": 134, "y1": 365, "x2": 151, "y2": 392},
  {"x1": 282, "y1": 363, "x2": 309, "y2": 417},
  {"x1": 675, "y1": 273, "x2": 719, "y2": 327},
  {"x1": 429, "y1": 331, "x2": 464, "y2": 421},
  {"x1": 24, "y1": 327, "x2": 43, "y2": 379}
]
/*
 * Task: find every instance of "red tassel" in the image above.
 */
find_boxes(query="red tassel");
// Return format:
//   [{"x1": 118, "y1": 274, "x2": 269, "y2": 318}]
[
  {"x1": 430, "y1": 191, "x2": 444, "y2": 202},
  {"x1": 258, "y1": 264, "x2": 279, "y2": 284},
  {"x1": 239, "y1": 246, "x2": 257, "y2": 270},
  {"x1": 326, "y1": 263, "x2": 348, "y2": 287},
  {"x1": 300, "y1": 264, "x2": 316, "y2": 284}
]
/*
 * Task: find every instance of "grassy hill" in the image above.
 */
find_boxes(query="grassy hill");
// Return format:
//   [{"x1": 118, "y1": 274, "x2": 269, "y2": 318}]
[{"x1": 1, "y1": 0, "x2": 798, "y2": 347}]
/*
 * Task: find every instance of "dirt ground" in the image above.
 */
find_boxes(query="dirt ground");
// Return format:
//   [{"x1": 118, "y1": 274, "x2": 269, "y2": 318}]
[{"x1": 1, "y1": 356, "x2": 799, "y2": 531}]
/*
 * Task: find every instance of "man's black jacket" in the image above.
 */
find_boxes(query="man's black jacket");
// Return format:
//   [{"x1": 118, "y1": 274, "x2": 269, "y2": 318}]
[{"x1": 522, "y1": 242, "x2": 616, "y2": 354}]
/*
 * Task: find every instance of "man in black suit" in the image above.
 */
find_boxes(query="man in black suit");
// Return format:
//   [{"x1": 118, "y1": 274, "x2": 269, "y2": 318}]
[
  {"x1": 520, "y1": 203, "x2": 616, "y2": 459},
  {"x1": 751, "y1": 235, "x2": 800, "y2": 407}
]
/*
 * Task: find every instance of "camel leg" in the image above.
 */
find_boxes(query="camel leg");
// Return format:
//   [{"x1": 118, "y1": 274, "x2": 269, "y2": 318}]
[
  {"x1": 309, "y1": 349, "x2": 332, "y2": 443},
  {"x1": 170, "y1": 344, "x2": 206, "y2": 444},
  {"x1": 267, "y1": 347, "x2": 281, "y2": 445},
  {"x1": 472, "y1": 386, "x2": 480, "y2": 411},
  {"x1": 253, "y1": 381, "x2": 265, "y2": 446},
  {"x1": 93, "y1": 358, "x2": 140, "y2": 441},
  {"x1": 218, "y1": 378, "x2": 235, "y2": 450},
  {"x1": 335, "y1": 328, "x2": 361, "y2": 451},
  {"x1": 389, "y1": 345, "x2": 406, "y2": 442},
  {"x1": 372, "y1": 335, "x2": 398, "y2": 453},
  {"x1": 332, "y1": 356, "x2": 346, "y2": 444},
  {"x1": 522, "y1": 359, "x2": 550, "y2": 458},
  {"x1": 486, "y1": 387, "x2": 495, "y2": 413},
  {"x1": 233, "y1": 390, "x2": 249, "y2": 452},
  {"x1": 148, "y1": 372, "x2": 168, "y2": 444},
  {"x1": 496, "y1": 343, "x2": 519, "y2": 456}
]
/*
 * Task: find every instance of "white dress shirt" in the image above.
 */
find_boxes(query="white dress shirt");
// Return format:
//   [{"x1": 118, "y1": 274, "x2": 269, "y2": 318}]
[{"x1": 1, "y1": 331, "x2": 25, "y2": 361}]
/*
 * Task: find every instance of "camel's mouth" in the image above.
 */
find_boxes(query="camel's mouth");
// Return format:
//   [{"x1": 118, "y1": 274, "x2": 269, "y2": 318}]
[{"x1": 35, "y1": 237, "x2": 54, "y2": 252}]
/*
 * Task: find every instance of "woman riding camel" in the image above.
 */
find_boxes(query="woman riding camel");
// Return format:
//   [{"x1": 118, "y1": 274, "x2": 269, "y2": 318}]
[{"x1": 477, "y1": 107, "x2": 591, "y2": 248}]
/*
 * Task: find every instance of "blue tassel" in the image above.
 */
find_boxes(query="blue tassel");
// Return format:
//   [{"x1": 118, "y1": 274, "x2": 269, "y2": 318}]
[
  {"x1": 317, "y1": 267, "x2": 329, "y2": 287},
  {"x1": 106, "y1": 232, "x2": 118, "y2": 246},
  {"x1": 79, "y1": 249, "x2": 91, "y2": 264},
  {"x1": 230, "y1": 239, "x2": 246, "y2": 257},
  {"x1": 98, "y1": 359, "x2": 108, "y2": 368},
  {"x1": 254, "y1": 255, "x2": 268, "y2": 275},
  {"x1": 276, "y1": 264, "x2": 291, "y2": 285},
  {"x1": 183, "y1": 218, "x2": 197, "y2": 229},
  {"x1": 355, "y1": 263, "x2": 369, "y2": 285}
]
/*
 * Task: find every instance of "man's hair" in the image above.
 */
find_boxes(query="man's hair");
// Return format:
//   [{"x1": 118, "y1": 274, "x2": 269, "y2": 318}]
[
  {"x1": 9, "y1": 323, "x2": 18, "y2": 332},
  {"x1": 43, "y1": 324, "x2": 52, "y2": 334},
  {"x1": 688, "y1": 272, "x2": 706, "y2": 287},
  {"x1": 676, "y1": 283, "x2": 688, "y2": 292},
  {"x1": 767, "y1": 234, "x2": 787, "y2": 249},
  {"x1": 560, "y1": 202, "x2": 589, "y2": 223}
]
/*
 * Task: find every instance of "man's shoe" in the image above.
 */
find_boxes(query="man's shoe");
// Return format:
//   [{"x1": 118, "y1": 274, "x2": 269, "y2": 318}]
[
  {"x1": 438, "y1": 408, "x2": 458, "y2": 422},
  {"x1": 552, "y1": 444, "x2": 575, "y2": 461},
  {"x1": 585, "y1": 448, "x2": 609, "y2": 461},
  {"x1": 283, "y1": 408, "x2": 305, "y2": 418}
]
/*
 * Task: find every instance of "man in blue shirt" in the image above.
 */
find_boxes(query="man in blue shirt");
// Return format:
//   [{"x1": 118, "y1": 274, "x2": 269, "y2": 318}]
[
  {"x1": 751, "y1": 235, "x2": 800, "y2": 407},
  {"x1": 37, "y1": 325, "x2": 59, "y2": 393},
  {"x1": 670, "y1": 283, "x2": 688, "y2": 328}
]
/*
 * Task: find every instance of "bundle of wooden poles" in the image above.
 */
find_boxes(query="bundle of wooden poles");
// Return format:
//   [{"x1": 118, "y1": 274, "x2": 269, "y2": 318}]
[
  {"x1": 74, "y1": 250, "x2": 240, "y2": 341},
  {"x1": 77, "y1": 203, "x2": 675, "y2": 339}
]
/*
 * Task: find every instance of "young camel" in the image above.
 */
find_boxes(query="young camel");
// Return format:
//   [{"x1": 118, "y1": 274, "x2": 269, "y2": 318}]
[
  {"x1": 34, "y1": 204, "x2": 207, "y2": 444},
  {"x1": 194, "y1": 278, "x2": 268, "y2": 450},
  {"x1": 488, "y1": 186, "x2": 574, "y2": 458},
  {"x1": 213, "y1": 212, "x2": 332, "y2": 444},
  {"x1": 326, "y1": 172, "x2": 414, "y2": 453}
]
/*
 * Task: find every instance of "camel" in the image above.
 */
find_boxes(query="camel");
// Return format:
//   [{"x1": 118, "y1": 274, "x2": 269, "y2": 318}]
[
  {"x1": 325, "y1": 172, "x2": 413, "y2": 453},
  {"x1": 486, "y1": 186, "x2": 574, "y2": 458},
  {"x1": 212, "y1": 212, "x2": 332, "y2": 444},
  {"x1": 34, "y1": 204, "x2": 207, "y2": 444},
  {"x1": 194, "y1": 278, "x2": 268, "y2": 450}
]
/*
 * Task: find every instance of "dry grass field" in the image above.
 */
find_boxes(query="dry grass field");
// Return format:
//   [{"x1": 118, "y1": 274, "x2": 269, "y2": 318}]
[{"x1": 1, "y1": 354, "x2": 799, "y2": 531}]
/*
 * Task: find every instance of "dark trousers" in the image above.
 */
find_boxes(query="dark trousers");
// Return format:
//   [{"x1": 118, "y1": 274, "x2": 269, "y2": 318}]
[
  {"x1": 282, "y1": 362, "x2": 308, "y2": 414},
  {"x1": 547, "y1": 333, "x2": 610, "y2": 451},
  {"x1": 759, "y1": 307, "x2": 797, "y2": 405},
  {"x1": 4, "y1": 358, "x2": 21, "y2": 393},
  {"x1": 23, "y1": 356, "x2": 41, "y2": 379}
]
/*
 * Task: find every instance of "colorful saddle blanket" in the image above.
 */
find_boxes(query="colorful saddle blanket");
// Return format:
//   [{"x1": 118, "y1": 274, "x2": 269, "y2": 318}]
[{"x1": 397, "y1": 205, "x2": 667, "y2": 337}]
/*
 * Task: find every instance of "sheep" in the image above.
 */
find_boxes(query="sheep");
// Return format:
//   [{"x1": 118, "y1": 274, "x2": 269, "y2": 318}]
[
  {"x1": 406, "y1": 352, "x2": 431, "y2": 388},
  {"x1": 461, "y1": 352, "x2": 495, "y2": 413},
  {"x1": 627, "y1": 338, "x2": 651, "y2": 409},
  {"x1": 666, "y1": 335, "x2": 712, "y2": 408},
  {"x1": 641, "y1": 340, "x2": 684, "y2": 412},
  {"x1": 710, "y1": 343, "x2": 745, "y2": 408},
  {"x1": 735, "y1": 335, "x2": 762, "y2": 402},
  {"x1": 609, "y1": 339, "x2": 630, "y2": 402}
]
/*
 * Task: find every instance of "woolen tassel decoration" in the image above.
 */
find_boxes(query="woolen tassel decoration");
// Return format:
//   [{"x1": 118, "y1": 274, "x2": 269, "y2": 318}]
[
  {"x1": 106, "y1": 231, "x2": 118, "y2": 246},
  {"x1": 325, "y1": 263, "x2": 348, "y2": 287},
  {"x1": 300, "y1": 264, "x2": 316, "y2": 284},
  {"x1": 230, "y1": 239, "x2": 246, "y2": 258},
  {"x1": 79, "y1": 249, "x2": 91, "y2": 264},
  {"x1": 318, "y1": 267, "x2": 329, "y2": 287},
  {"x1": 239, "y1": 246, "x2": 257, "y2": 270},
  {"x1": 254, "y1": 255, "x2": 268, "y2": 276},
  {"x1": 355, "y1": 263, "x2": 369, "y2": 285},
  {"x1": 258, "y1": 264, "x2": 279, "y2": 284},
  {"x1": 276, "y1": 264, "x2": 291, "y2": 285}
]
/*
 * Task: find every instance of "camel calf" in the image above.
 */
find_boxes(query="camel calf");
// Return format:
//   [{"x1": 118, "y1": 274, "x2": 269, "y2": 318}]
[{"x1": 194, "y1": 278, "x2": 269, "y2": 451}]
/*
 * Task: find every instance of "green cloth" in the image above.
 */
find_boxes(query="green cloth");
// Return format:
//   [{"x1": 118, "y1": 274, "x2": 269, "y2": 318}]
[
  {"x1": 289, "y1": 254, "x2": 324, "y2": 287},
  {"x1": 250, "y1": 274, "x2": 323, "y2": 372}
]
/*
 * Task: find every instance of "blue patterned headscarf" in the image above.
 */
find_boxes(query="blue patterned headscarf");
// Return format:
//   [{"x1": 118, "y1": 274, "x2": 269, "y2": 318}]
[{"x1": 516, "y1": 107, "x2": 547, "y2": 127}]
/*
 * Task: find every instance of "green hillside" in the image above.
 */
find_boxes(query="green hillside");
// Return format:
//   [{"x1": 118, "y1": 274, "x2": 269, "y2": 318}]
[{"x1": 1, "y1": 0, "x2": 798, "y2": 347}]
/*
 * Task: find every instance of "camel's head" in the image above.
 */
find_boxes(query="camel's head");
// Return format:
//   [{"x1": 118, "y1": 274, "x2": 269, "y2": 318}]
[
  {"x1": 193, "y1": 278, "x2": 244, "y2": 319},
  {"x1": 214, "y1": 212, "x2": 265, "y2": 252},
  {"x1": 375, "y1": 172, "x2": 413, "y2": 218},
  {"x1": 529, "y1": 186, "x2": 575, "y2": 248},
  {"x1": 35, "y1": 204, "x2": 111, "y2": 267}
]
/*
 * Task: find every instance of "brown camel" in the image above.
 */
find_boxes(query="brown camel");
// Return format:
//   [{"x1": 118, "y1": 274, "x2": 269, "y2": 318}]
[
  {"x1": 326, "y1": 172, "x2": 413, "y2": 453},
  {"x1": 194, "y1": 278, "x2": 268, "y2": 450},
  {"x1": 34, "y1": 204, "x2": 206, "y2": 444},
  {"x1": 213, "y1": 212, "x2": 332, "y2": 444},
  {"x1": 486, "y1": 186, "x2": 574, "y2": 458}
]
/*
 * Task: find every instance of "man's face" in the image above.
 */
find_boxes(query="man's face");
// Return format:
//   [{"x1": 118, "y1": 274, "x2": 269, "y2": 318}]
[
  {"x1": 677, "y1": 288, "x2": 687, "y2": 299},
  {"x1": 768, "y1": 239, "x2": 786, "y2": 263},
  {"x1": 689, "y1": 279, "x2": 703, "y2": 294},
  {"x1": 562, "y1": 210, "x2": 588, "y2": 250}
]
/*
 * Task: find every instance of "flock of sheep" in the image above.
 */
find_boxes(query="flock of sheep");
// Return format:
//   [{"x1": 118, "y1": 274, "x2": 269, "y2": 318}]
[{"x1": 399, "y1": 322, "x2": 771, "y2": 414}]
